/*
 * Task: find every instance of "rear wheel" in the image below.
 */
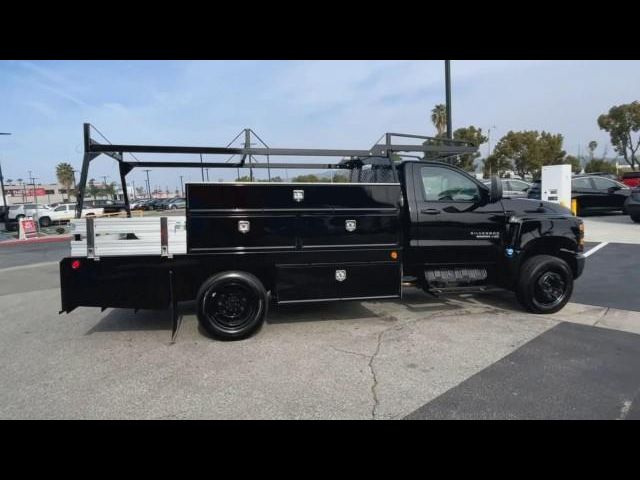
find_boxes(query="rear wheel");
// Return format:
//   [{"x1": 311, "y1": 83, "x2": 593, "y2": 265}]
[
  {"x1": 39, "y1": 216, "x2": 52, "y2": 227},
  {"x1": 631, "y1": 214, "x2": 640, "y2": 224},
  {"x1": 196, "y1": 271, "x2": 267, "y2": 340},
  {"x1": 516, "y1": 255, "x2": 573, "y2": 314}
]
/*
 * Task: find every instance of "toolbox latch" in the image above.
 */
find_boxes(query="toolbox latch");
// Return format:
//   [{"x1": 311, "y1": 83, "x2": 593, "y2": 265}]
[
  {"x1": 345, "y1": 219, "x2": 357, "y2": 232},
  {"x1": 293, "y1": 189, "x2": 304, "y2": 202},
  {"x1": 238, "y1": 220, "x2": 250, "y2": 234}
]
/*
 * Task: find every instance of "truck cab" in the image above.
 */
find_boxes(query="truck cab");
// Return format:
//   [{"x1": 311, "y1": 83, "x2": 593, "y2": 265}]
[{"x1": 398, "y1": 160, "x2": 584, "y2": 307}]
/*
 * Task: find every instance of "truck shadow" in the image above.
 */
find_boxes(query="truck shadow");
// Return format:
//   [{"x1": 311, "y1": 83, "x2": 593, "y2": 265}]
[
  {"x1": 85, "y1": 290, "x2": 525, "y2": 335},
  {"x1": 268, "y1": 302, "x2": 383, "y2": 325}
]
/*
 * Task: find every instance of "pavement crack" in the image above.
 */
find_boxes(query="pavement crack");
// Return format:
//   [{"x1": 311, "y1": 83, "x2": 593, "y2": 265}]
[
  {"x1": 593, "y1": 307, "x2": 610, "y2": 327},
  {"x1": 329, "y1": 346, "x2": 369, "y2": 359},
  {"x1": 368, "y1": 329, "x2": 385, "y2": 420}
]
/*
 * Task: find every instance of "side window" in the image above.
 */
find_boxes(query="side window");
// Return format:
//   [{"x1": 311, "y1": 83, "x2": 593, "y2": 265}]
[
  {"x1": 591, "y1": 177, "x2": 616, "y2": 190},
  {"x1": 420, "y1": 166, "x2": 480, "y2": 202},
  {"x1": 572, "y1": 178, "x2": 592, "y2": 189},
  {"x1": 54, "y1": 205, "x2": 67, "y2": 212}
]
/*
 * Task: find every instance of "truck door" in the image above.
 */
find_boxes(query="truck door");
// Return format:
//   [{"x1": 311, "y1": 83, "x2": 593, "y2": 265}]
[{"x1": 411, "y1": 163, "x2": 506, "y2": 266}]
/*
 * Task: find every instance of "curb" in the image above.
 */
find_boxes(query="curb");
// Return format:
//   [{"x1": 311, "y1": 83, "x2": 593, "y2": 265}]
[{"x1": 0, "y1": 235, "x2": 72, "y2": 247}]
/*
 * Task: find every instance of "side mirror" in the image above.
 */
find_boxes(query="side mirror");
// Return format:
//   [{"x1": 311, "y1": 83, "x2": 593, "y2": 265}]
[{"x1": 490, "y1": 175, "x2": 503, "y2": 203}]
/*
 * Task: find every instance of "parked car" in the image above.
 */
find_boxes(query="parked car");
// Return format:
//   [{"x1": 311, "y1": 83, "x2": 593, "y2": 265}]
[
  {"x1": 625, "y1": 187, "x2": 640, "y2": 223},
  {"x1": 528, "y1": 175, "x2": 631, "y2": 216},
  {"x1": 482, "y1": 179, "x2": 531, "y2": 198},
  {"x1": 85, "y1": 199, "x2": 127, "y2": 214},
  {"x1": 167, "y1": 197, "x2": 186, "y2": 209},
  {"x1": 5, "y1": 203, "x2": 53, "y2": 230},
  {"x1": 44, "y1": 203, "x2": 104, "y2": 225},
  {"x1": 583, "y1": 172, "x2": 619, "y2": 181},
  {"x1": 620, "y1": 171, "x2": 640, "y2": 188},
  {"x1": 130, "y1": 198, "x2": 151, "y2": 210}
]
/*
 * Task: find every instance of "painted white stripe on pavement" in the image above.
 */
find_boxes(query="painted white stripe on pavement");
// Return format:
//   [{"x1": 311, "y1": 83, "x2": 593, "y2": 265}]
[
  {"x1": 583, "y1": 242, "x2": 609, "y2": 258},
  {"x1": 0, "y1": 261, "x2": 59, "y2": 273}
]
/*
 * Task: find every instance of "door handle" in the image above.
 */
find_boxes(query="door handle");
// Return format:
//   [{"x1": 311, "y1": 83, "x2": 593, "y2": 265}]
[{"x1": 421, "y1": 208, "x2": 441, "y2": 215}]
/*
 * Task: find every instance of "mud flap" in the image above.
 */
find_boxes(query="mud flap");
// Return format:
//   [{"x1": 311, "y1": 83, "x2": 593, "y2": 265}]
[{"x1": 169, "y1": 269, "x2": 183, "y2": 344}]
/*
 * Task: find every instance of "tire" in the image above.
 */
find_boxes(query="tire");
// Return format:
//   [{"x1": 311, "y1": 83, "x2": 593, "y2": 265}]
[
  {"x1": 516, "y1": 255, "x2": 573, "y2": 314},
  {"x1": 39, "y1": 216, "x2": 52, "y2": 227},
  {"x1": 631, "y1": 214, "x2": 640, "y2": 224},
  {"x1": 196, "y1": 271, "x2": 268, "y2": 340}
]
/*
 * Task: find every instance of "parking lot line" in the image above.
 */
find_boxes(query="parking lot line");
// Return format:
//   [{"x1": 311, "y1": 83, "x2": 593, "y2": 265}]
[
  {"x1": 583, "y1": 242, "x2": 609, "y2": 258},
  {"x1": 0, "y1": 261, "x2": 59, "y2": 273}
]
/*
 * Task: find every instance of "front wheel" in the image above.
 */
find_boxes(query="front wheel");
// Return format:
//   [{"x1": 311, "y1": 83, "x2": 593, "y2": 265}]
[
  {"x1": 631, "y1": 214, "x2": 640, "y2": 224},
  {"x1": 516, "y1": 255, "x2": 573, "y2": 314},
  {"x1": 39, "y1": 216, "x2": 52, "y2": 227},
  {"x1": 196, "y1": 271, "x2": 267, "y2": 340}
]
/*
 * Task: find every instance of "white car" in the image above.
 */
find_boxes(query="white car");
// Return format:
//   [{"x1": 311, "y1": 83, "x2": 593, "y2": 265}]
[
  {"x1": 5, "y1": 203, "x2": 53, "y2": 230},
  {"x1": 43, "y1": 203, "x2": 104, "y2": 226}
]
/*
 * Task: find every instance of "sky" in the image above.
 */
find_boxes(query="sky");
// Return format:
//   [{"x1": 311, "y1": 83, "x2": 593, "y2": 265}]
[{"x1": 1, "y1": 60, "x2": 639, "y2": 192}]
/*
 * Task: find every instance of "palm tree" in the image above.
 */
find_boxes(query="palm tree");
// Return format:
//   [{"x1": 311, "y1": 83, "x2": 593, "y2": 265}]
[
  {"x1": 431, "y1": 104, "x2": 448, "y2": 137},
  {"x1": 56, "y1": 162, "x2": 75, "y2": 201}
]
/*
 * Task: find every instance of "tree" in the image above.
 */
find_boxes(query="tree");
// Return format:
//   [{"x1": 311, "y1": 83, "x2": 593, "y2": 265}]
[
  {"x1": 584, "y1": 158, "x2": 617, "y2": 174},
  {"x1": 291, "y1": 174, "x2": 321, "y2": 183},
  {"x1": 490, "y1": 130, "x2": 566, "y2": 178},
  {"x1": 564, "y1": 155, "x2": 582, "y2": 174},
  {"x1": 598, "y1": 101, "x2": 640, "y2": 170},
  {"x1": 452, "y1": 126, "x2": 488, "y2": 172},
  {"x1": 482, "y1": 154, "x2": 512, "y2": 178},
  {"x1": 431, "y1": 104, "x2": 447, "y2": 137},
  {"x1": 332, "y1": 174, "x2": 349, "y2": 183},
  {"x1": 102, "y1": 181, "x2": 117, "y2": 200},
  {"x1": 136, "y1": 186, "x2": 146, "y2": 197},
  {"x1": 56, "y1": 162, "x2": 75, "y2": 201}
]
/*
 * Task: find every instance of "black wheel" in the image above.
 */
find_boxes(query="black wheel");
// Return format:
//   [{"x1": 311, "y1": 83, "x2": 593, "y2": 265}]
[
  {"x1": 632, "y1": 214, "x2": 640, "y2": 224},
  {"x1": 516, "y1": 255, "x2": 573, "y2": 314},
  {"x1": 39, "y1": 216, "x2": 52, "y2": 227},
  {"x1": 196, "y1": 271, "x2": 267, "y2": 340}
]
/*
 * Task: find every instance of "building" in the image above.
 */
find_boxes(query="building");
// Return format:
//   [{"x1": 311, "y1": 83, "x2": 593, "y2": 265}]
[{"x1": 0, "y1": 181, "x2": 135, "y2": 206}]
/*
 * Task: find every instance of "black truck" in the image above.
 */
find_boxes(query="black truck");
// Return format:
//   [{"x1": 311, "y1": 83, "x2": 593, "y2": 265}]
[{"x1": 59, "y1": 126, "x2": 585, "y2": 341}]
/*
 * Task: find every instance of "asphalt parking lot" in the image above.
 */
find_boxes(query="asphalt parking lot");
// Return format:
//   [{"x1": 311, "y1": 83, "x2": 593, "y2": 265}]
[{"x1": 0, "y1": 214, "x2": 639, "y2": 419}]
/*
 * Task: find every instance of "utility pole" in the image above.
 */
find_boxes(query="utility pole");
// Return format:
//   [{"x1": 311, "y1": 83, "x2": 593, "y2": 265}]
[
  {"x1": 72, "y1": 169, "x2": 78, "y2": 202},
  {"x1": 101, "y1": 175, "x2": 109, "y2": 200},
  {"x1": 445, "y1": 60, "x2": 453, "y2": 140},
  {"x1": 200, "y1": 154, "x2": 205, "y2": 181},
  {"x1": 179, "y1": 175, "x2": 184, "y2": 197},
  {"x1": 28, "y1": 171, "x2": 40, "y2": 229},
  {"x1": 0, "y1": 132, "x2": 11, "y2": 213},
  {"x1": 143, "y1": 169, "x2": 152, "y2": 198}
]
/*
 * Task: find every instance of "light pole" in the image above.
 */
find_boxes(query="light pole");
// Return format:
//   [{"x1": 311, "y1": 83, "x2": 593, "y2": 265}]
[
  {"x1": 72, "y1": 169, "x2": 78, "y2": 202},
  {"x1": 143, "y1": 169, "x2": 152, "y2": 198},
  {"x1": 444, "y1": 60, "x2": 453, "y2": 139},
  {"x1": 0, "y1": 132, "x2": 11, "y2": 215},
  {"x1": 179, "y1": 175, "x2": 184, "y2": 197},
  {"x1": 101, "y1": 175, "x2": 110, "y2": 200}
]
